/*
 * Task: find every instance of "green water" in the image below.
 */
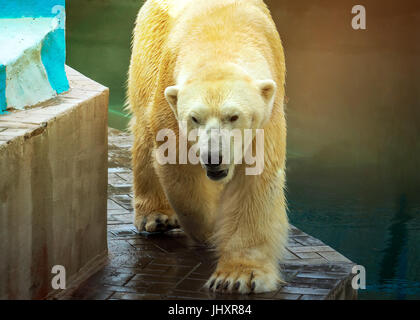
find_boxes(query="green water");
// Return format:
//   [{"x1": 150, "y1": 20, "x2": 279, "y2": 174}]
[
  {"x1": 67, "y1": 0, "x2": 143, "y2": 129},
  {"x1": 66, "y1": 0, "x2": 420, "y2": 299}
]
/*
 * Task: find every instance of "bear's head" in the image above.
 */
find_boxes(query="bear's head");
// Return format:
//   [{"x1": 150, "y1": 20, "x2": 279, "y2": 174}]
[{"x1": 164, "y1": 64, "x2": 276, "y2": 182}]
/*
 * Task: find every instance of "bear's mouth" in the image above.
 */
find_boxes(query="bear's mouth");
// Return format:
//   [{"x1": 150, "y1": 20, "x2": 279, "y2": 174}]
[{"x1": 206, "y1": 169, "x2": 229, "y2": 181}]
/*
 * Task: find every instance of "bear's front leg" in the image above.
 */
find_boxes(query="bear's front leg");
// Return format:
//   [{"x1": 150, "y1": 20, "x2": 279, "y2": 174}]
[
  {"x1": 131, "y1": 125, "x2": 180, "y2": 233},
  {"x1": 206, "y1": 171, "x2": 289, "y2": 294}
]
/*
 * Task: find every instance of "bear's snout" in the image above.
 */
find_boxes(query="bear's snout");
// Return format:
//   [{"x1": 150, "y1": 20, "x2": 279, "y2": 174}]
[
  {"x1": 200, "y1": 152, "x2": 229, "y2": 181},
  {"x1": 206, "y1": 168, "x2": 229, "y2": 181}
]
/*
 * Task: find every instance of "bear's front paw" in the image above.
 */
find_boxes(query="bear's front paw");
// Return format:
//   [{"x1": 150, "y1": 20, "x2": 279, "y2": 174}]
[
  {"x1": 205, "y1": 260, "x2": 281, "y2": 294},
  {"x1": 134, "y1": 211, "x2": 180, "y2": 233}
]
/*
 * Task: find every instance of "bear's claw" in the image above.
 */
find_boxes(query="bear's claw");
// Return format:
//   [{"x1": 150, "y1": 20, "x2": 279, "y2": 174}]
[
  {"x1": 205, "y1": 264, "x2": 280, "y2": 294},
  {"x1": 134, "y1": 212, "x2": 180, "y2": 233}
]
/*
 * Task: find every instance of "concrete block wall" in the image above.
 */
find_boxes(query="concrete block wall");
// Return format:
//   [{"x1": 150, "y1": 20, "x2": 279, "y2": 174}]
[{"x1": 0, "y1": 67, "x2": 109, "y2": 299}]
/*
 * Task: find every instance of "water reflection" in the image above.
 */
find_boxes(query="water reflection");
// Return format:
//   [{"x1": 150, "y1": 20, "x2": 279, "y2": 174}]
[
  {"x1": 379, "y1": 194, "x2": 412, "y2": 299},
  {"x1": 287, "y1": 159, "x2": 420, "y2": 300}
]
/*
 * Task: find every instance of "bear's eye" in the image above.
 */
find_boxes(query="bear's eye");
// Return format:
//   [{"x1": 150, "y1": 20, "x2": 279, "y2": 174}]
[
  {"x1": 191, "y1": 116, "x2": 199, "y2": 124},
  {"x1": 230, "y1": 115, "x2": 239, "y2": 122}
]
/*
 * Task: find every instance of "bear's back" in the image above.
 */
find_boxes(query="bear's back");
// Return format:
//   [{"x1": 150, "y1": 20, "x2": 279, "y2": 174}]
[{"x1": 128, "y1": 0, "x2": 278, "y2": 111}]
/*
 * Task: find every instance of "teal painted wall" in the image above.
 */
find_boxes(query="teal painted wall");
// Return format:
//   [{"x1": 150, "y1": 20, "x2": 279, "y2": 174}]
[
  {"x1": 0, "y1": 65, "x2": 6, "y2": 113},
  {"x1": 41, "y1": 28, "x2": 69, "y2": 94},
  {"x1": 0, "y1": 0, "x2": 69, "y2": 112},
  {"x1": 0, "y1": 0, "x2": 66, "y2": 18}
]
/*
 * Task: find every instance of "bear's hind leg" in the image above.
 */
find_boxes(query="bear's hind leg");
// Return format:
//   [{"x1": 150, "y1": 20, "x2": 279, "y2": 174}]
[{"x1": 131, "y1": 126, "x2": 179, "y2": 233}]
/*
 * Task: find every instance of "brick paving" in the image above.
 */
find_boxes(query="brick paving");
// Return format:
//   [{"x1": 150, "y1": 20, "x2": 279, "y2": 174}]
[{"x1": 63, "y1": 128, "x2": 357, "y2": 300}]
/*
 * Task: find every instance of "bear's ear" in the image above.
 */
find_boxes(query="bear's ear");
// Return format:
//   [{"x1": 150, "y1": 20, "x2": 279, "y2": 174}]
[
  {"x1": 164, "y1": 86, "x2": 179, "y2": 117},
  {"x1": 257, "y1": 79, "x2": 277, "y2": 105}
]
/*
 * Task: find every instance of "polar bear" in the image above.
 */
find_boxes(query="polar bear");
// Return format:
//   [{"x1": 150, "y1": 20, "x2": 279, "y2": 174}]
[{"x1": 127, "y1": 0, "x2": 288, "y2": 294}]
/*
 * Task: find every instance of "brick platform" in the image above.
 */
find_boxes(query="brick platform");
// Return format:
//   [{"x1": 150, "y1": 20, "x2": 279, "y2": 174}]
[{"x1": 61, "y1": 128, "x2": 357, "y2": 300}]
